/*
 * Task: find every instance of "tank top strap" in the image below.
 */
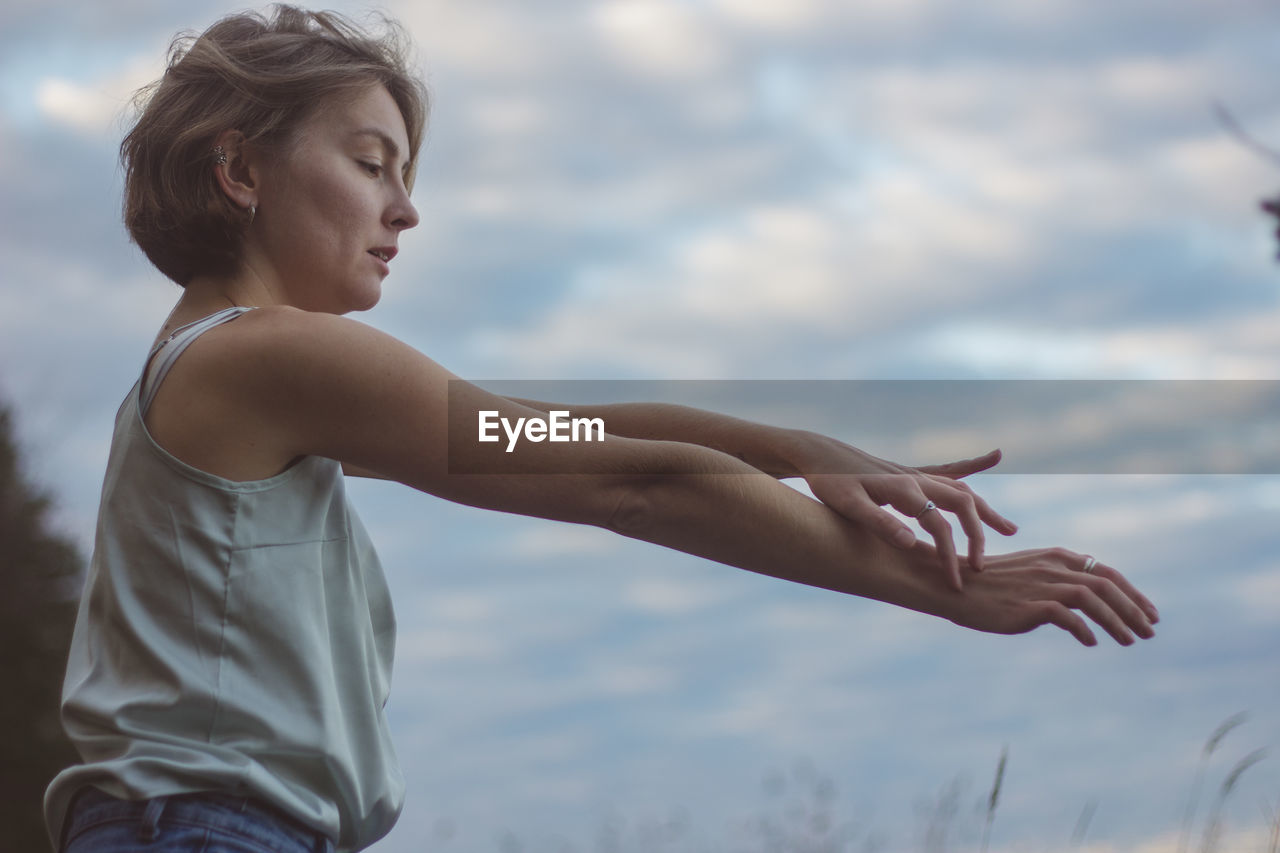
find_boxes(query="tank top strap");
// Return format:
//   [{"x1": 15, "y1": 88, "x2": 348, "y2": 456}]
[{"x1": 141, "y1": 306, "x2": 257, "y2": 415}]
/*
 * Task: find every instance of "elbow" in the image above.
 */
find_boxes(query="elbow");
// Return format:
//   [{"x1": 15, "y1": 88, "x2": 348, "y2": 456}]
[
  {"x1": 601, "y1": 476, "x2": 664, "y2": 540},
  {"x1": 597, "y1": 439, "x2": 714, "y2": 539}
]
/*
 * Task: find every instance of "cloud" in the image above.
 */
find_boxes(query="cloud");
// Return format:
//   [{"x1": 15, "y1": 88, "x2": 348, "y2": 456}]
[
  {"x1": 1227, "y1": 564, "x2": 1280, "y2": 623},
  {"x1": 706, "y1": 0, "x2": 825, "y2": 32},
  {"x1": 419, "y1": 30, "x2": 1279, "y2": 379},
  {"x1": 460, "y1": 186, "x2": 1033, "y2": 377},
  {"x1": 392, "y1": 0, "x2": 556, "y2": 80},
  {"x1": 339, "y1": 0, "x2": 1280, "y2": 392},
  {"x1": 500, "y1": 522, "x2": 621, "y2": 559},
  {"x1": 591, "y1": 0, "x2": 729, "y2": 80},
  {"x1": 397, "y1": 625, "x2": 506, "y2": 664},
  {"x1": 34, "y1": 58, "x2": 156, "y2": 137},
  {"x1": 920, "y1": 314, "x2": 1280, "y2": 379},
  {"x1": 621, "y1": 575, "x2": 735, "y2": 615}
]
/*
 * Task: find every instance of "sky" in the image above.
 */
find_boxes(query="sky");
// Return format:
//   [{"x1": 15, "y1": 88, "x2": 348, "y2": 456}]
[{"x1": 2, "y1": 1, "x2": 1279, "y2": 851}]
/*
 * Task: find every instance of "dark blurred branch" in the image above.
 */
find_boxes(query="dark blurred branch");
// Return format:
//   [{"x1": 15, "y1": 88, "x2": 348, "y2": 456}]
[{"x1": 1213, "y1": 101, "x2": 1280, "y2": 168}]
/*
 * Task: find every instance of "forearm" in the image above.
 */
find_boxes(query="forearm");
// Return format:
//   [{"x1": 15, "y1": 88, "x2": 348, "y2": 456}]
[
  {"x1": 600, "y1": 440, "x2": 1161, "y2": 647},
  {"x1": 456, "y1": 394, "x2": 937, "y2": 609},
  {"x1": 605, "y1": 441, "x2": 947, "y2": 618},
  {"x1": 505, "y1": 397, "x2": 814, "y2": 478}
]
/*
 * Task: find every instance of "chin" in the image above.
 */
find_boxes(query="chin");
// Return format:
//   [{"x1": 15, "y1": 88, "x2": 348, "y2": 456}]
[{"x1": 341, "y1": 284, "x2": 383, "y2": 314}]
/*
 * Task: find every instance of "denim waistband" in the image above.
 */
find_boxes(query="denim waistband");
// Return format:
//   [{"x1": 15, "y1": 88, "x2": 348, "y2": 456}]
[{"x1": 65, "y1": 786, "x2": 336, "y2": 853}]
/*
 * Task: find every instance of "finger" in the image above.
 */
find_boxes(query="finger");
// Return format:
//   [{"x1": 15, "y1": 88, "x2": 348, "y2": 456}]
[
  {"x1": 873, "y1": 485, "x2": 962, "y2": 588},
  {"x1": 913, "y1": 504, "x2": 961, "y2": 591},
  {"x1": 930, "y1": 475, "x2": 1017, "y2": 535},
  {"x1": 834, "y1": 489, "x2": 921, "y2": 551},
  {"x1": 916, "y1": 448, "x2": 1002, "y2": 479},
  {"x1": 1086, "y1": 561, "x2": 1160, "y2": 624},
  {"x1": 1073, "y1": 568, "x2": 1156, "y2": 638},
  {"x1": 864, "y1": 480, "x2": 967, "y2": 588},
  {"x1": 1036, "y1": 601, "x2": 1098, "y2": 647},
  {"x1": 970, "y1": 488, "x2": 1018, "y2": 535},
  {"x1": 1051, "y1": 583, "x2": 1136, "y2": 646},
  {"x1": 922, "y1": 483, "x2": 986, "y2": 572}
]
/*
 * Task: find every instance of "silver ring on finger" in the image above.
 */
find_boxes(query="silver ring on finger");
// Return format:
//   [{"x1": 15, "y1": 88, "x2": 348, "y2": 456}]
[
  {"x1": 913, "y1": 500, "x2": 937, "y2": 518},
  {"x1": 1081, "y1": 555, "x2": 1097, "y2": 575}
]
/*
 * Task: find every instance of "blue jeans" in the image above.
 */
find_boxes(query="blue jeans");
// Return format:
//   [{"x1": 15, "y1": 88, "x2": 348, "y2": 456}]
[{"x1": 61, "y1": 787, "x2": 336, "y2": 853}]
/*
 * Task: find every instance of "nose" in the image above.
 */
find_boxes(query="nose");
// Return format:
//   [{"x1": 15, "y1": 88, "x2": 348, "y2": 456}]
[
  {"x1": 390, "y1": 202, "x2": 419, "y2": 231},
  {"x1": 388, "y1": 186, "x2": 420, "y2": 231}
]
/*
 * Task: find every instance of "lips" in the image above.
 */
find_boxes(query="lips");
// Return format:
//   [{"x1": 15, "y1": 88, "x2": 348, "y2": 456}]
[{"x1": 368, "y1": 246, "x2": 397, "y2": 263}]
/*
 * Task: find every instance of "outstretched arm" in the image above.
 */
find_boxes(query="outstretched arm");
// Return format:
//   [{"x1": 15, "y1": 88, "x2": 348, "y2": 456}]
[
  {"x1": 214, "y1": 308, "x2": 1156, "y2": 646},
  {"x1": 507, "y1": 396, "x2": 1018, "y2": 588},
  {"x1": 579, "y1": 439, "x2": 1155, "y2": 647}
]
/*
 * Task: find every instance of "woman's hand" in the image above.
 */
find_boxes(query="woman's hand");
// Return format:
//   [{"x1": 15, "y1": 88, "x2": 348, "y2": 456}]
[
  {"x1": 933, "y1": 547, "x2": 1160, "y2": 647},
  {"x1": 792, "y1": 432, "x2": 1018, "y2": 590}
]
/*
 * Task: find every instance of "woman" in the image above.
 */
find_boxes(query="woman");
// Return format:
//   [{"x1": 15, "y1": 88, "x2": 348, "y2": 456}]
[{"x1": 46, "y1": 6, "x2": 1158, "y2": 853}]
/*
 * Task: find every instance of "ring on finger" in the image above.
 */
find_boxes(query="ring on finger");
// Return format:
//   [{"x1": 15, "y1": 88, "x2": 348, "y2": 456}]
[
  {"x1": 913, "y1": 500, "x2": 937, "y2": 518},
  {"x1": 1081, "y1": 555, "x2": 1097, "y2": 574}
]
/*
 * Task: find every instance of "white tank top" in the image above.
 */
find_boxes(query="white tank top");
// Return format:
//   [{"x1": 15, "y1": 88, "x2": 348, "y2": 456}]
[{"x1": 45, "y1": 307, "x2": 402, "y2": 851}]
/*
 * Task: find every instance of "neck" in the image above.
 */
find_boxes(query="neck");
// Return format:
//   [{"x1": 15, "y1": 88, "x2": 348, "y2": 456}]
[{"x1": 182, "y1": 266, "x2": 280, "y2": 311}]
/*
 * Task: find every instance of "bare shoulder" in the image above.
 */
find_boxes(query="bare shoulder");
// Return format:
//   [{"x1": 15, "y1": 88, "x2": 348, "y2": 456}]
[
  {"x1": 190, "y1": 306, "x2": 458, "y2": 474},
  {"x1": 142, "y1": 307, "x2": 368, "y2": 481},
  {"x1": 144, "y1": 305, "x2": 445, "y2": 482},
  {"x1": 199, "y1": 305, "x2": 441, "y2": 395},
  {"x1": 200, "y1": 304, "x2": 450, "y2": 411},
  {"x1": 213, "y1": 304, "x2": 394, "y2": 358}
]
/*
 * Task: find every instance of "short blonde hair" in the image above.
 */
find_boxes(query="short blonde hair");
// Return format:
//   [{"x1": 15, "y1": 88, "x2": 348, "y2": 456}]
[{"x1": 121, "y1": 5, "x2": 429, "y2": 285}]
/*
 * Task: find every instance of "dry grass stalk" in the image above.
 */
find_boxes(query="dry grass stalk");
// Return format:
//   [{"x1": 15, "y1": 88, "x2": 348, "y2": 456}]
[
  {"x1": 1178, "y1": 713, "x2": 1249, "y2": 853},
  {"x1": 980, "y1": 747, "x2": 1008, "y2": 853},
  {"x1": 1198, "y1": 748, "x2": 1267, "y2": 853}
]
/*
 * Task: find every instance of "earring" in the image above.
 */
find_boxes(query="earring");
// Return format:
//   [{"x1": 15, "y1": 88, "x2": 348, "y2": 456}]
[
  {"x1": 213, "y1": 145, "x2": 227, "y2": 165},
  {"x1": 248, "y1": 204, "x2": 256, "y2": 225}
]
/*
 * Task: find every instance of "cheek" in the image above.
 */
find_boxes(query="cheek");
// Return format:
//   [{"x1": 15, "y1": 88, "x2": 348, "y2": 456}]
[
  {"x1": 319, "y1": 185, "x2": 370, "y2": 243},
  {"x1": 265, "y1": 161, "x2": 372, "y2": 268},
  {"x1": 290, "y1": 186, "x2": 361, "y2": 255}
]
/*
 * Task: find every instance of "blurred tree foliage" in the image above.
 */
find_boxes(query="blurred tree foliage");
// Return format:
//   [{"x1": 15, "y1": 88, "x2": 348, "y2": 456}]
[{"x1": 0, "y1": 401, "x2": 84, "y2": 852}]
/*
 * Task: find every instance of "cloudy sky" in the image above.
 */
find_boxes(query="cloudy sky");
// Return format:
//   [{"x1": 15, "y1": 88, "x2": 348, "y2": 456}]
[{"x1": 3, "y1": 1, "x2": 1280, "y2": 851}]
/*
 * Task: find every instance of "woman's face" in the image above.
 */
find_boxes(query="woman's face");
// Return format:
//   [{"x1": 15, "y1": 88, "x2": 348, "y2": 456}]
[{"x1": 245, "y1": 84, "x2": 420, "y2": 313}]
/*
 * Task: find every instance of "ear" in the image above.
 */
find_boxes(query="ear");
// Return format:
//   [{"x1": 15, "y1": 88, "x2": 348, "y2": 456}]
[{"x1": 211, "y1": 129, "x2": 260, "y2": 213}]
